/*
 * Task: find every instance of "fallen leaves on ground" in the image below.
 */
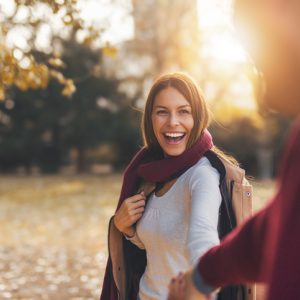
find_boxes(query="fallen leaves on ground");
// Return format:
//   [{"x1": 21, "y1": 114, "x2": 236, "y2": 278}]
[
  {"x1": 0, "y1": 174, "x2": 121, "y2": 300},
  {"x1": 0, "y1": 175, "x2": 274, "y2": 299}
]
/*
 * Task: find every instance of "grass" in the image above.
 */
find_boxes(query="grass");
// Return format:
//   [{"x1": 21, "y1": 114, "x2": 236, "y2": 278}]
[{"x1": 0, "y1": 174, "x2": 274, "y2": 299}]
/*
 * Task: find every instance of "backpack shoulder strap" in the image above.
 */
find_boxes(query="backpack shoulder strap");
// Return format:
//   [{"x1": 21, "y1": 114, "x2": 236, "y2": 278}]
[
  {"x1": 206, "y1": 150, "x2": 253, "y2": 225},
  {"x1": 205, "y1": 150, "x2": 256, "y2": 300},
  {"x1": 218, "y1": 154, "x2": 253, "y2": 226},
  {"x1": 204, "y1": 150, "x2": 237, "y2": 234}
]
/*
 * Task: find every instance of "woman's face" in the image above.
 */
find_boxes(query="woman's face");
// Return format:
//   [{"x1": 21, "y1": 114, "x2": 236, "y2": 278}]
[{"x1": 151, "y1": 87, "x2": 194, "y2": 157}]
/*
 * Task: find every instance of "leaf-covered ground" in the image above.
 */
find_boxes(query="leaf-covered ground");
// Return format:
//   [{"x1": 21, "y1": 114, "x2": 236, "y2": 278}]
[
  {"x1": 0, "y1": 174, "x2": 121, "y2": 300},
  {"x1": 0, "y1": 175, "x2": 274, "y2": 299}
]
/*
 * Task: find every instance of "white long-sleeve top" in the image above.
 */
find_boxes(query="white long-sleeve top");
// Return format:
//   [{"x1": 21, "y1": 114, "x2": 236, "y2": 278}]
[{"x1": 127, "y1": 156, "x2": 222, "y2": 300}]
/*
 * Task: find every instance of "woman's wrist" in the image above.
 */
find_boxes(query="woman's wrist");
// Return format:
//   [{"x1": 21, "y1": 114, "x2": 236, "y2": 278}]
[
  {"x1": 113, "y1": 216, "x2": 135, "y2": 237},
  {"x1": 122, "y1": 227, "x2": 135, "y2": 238}
]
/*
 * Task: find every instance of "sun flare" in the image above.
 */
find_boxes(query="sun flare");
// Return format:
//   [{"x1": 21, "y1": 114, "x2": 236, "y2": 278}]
[
  {"x1": 197, "y1": 0, "x2": 257, "y2": 114},
  {"x1": 204, "y1": 33, "x2": 249, "y2": 63}
]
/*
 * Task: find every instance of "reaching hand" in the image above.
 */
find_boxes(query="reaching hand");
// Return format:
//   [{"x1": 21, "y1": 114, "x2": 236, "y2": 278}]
[
  {"x1": 168, "y1": 269, "x2": 211, "y2": 300},
  {"x1": 113, "y1": 191, "x2": 146, "y2": 237},
  {"x1": 168, "y1": 272, "x2": 186, "y2": 300}
]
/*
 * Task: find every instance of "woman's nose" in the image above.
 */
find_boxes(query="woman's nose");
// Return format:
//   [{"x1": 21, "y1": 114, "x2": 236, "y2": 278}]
[{"x1": 168, "y1": 113, "x2": 180, "y2": 126}]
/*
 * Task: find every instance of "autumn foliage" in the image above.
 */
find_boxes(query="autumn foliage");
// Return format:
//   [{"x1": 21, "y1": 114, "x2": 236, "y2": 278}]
[{"x1": 0, "y1": 0, "x2": 104, "y2": 100}]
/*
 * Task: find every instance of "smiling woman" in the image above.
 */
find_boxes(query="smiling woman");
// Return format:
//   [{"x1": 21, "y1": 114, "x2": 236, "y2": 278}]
[
  {"x1": 100, "y1": 72, "x2": 240, "y2": 300},
  {"x1": 142, "y1": 73, "x2": 210, "y2": 155},
  {"x1": 151, "y1": 87, "x2": 194, "y2": 157}
]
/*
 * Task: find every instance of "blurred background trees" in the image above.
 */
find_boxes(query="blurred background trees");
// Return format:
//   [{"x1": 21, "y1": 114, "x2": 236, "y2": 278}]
[
  {"x1": 1, "y1": 3, "x2": 286, "y2": 299},
  {"x1": 0, "y1": 0, "x2": 80, "y2": 100},
  {"x1": 0, "y1": 0, "x2": 291, "y2": 177}
]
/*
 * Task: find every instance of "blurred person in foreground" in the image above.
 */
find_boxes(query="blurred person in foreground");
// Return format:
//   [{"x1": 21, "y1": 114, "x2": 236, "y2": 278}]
[{"x1": 168, "y1": 0, "x2": 300, "y2": 299}]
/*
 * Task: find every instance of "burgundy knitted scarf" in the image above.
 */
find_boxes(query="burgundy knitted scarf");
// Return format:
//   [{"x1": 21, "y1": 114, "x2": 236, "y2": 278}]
[
  {"x1": 101, "y1": 129, "x2": 213, "y2": 300},
  {"x1": 116, "y1": 129, "x2": 213, "y2": 210}
]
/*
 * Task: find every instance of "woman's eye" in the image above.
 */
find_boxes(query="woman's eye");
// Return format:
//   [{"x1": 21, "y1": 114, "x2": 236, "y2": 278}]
[
  {"x1": 179, "y1": 109, "x2": 190, "y2": 115},
  {"x1": 156, "y1": 110, "x2": 168, "y2": 115}
]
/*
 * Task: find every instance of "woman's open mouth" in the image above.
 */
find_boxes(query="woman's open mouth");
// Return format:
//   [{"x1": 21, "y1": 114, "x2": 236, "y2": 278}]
[{"x1": 163, "y1": 132, "x2": 186, "y2": 144}]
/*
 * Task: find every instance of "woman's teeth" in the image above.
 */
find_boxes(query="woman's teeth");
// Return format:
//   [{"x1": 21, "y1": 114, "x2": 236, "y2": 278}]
[{"x1": 164, "y1": 133, "x2": 185, "y2": 143}]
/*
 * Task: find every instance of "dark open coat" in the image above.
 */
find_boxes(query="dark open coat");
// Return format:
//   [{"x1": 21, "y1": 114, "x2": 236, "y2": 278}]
[{"x1": 100, "y1": 151, "x2": 255, "y2": 300}]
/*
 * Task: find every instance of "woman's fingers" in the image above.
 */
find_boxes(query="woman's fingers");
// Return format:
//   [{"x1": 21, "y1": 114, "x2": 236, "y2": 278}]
[
  {"x1": 125, "y1": 192, "x2": 146, "y2": 204},
  {"x1": 131, "y1": 199, "x2": 146, "y2": 209},
  {"x1": 131, "y1": 212, "x2": 143, "y2": 223},
  {"x1": 132, "y1": 206, "x2": 145, "y2": 215},
  {"x1": 124, "y1": 194, "x2": 146, "y2": 212},
  {"x1": 114, "y1": 192, "x2": 146, "y2": 233},
  {"x1": 123, "y1": 197, "x2": 145, "y2": 210},
  {"x1": 168, "y1": 273, "x2": 186, "y2": 300}
]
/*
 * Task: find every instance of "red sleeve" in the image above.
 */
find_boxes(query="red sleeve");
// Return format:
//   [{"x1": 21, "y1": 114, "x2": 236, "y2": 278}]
[
  {"x1": 198, "y1": 120, "x2": 300, "y2": 299},
  {"x1": 197, "y1": 199, "x2": 276, "y2": 287}
]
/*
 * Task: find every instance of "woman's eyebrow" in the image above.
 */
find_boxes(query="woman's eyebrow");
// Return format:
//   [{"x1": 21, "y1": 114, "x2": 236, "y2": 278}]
[
  {"x1": 153, "y1": 105, "x2": 167, "y2": 109},
  {"x1": 153, "y1": 105, "x2": 191, "y2": 109},
  {"x1": 178, "y1": 105, "x2": 191, "y2": 108}
]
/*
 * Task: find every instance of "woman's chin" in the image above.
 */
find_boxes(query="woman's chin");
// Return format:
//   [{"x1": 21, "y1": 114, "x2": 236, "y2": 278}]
[
  {"x1": 163, "y1": 146, "x2": 186, "y2": 157},
  {"x1": 160, "y1": 136, "x2": 189, "y2": 157}
]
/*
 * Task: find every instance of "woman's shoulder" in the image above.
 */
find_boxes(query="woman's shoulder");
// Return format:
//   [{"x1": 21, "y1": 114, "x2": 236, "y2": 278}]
[
  {"x1": 190, "y1": 156, "x2": 217, "y2": 173},
  {"x1": 184, "y1": 156, "x2": 220, "y2": 186}
]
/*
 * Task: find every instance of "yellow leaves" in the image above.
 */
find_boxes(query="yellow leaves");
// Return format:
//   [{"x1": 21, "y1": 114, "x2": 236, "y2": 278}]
[
  {"x1": 50, "y1": 70, "x2": 65, "y2": 84},
  {"x1": 0, "y1": 0, "x2": 82, "y2": 99},
  {"x1": 15, "y1": 79, "x2": 28, "y2": 91},
  {"x1": 102, "y1": 44, "x2": 117, "y2": 58},
  {"x1": 0, "y1": 85, "x2": 5, "y2": 101},
  {"x1": 52, "y1": 2, "x2": 61, "y2": 14},
  {"x1": 2, "y1": 71, "x2": 15, "y2": 86},
  {"x1": 0, "y1": 46, "x2": 17, "y2": 98},
  {"x1": 48, "y1": 57, "x2": 65, "y2": 68},
  {"x1": 83, "y1": 36, "x2": 94, "y2": 47},
  {"x1": 82, "y1": 26, "x2": 101, "y2": 46},
  {"x1": 49, "y1": 71, "x2": 76, "y2": 97},
  {"x1": 0, "y1": 43, "x2": 75, "y2": 99},
  {"x1": 26, "y1": 69, "x2": 43, "y2": 89},
  {"x1": 11, "y1": 62, "x2": 49, "y2": 91},
  {"x1": 37, "y1": 64, "x2": 50, "y2": 89},
  {"x1": 4, "y1": 51, "x2": 15, "y2": 65},
  {"x1": 62, "y1": 79, "x2": 76, "y2": 98}
]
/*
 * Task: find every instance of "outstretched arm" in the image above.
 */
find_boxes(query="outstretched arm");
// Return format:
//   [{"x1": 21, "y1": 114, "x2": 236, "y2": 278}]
[
  {"x1": 197, "y1": 200, "x2": 274, "y2": 288},
  {"x1": 168, "y1": 199, "x2": 275, "y2": 300}
]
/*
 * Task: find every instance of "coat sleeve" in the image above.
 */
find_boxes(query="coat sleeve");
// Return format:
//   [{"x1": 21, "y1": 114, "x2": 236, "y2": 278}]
[{"x1": 100, "y1": 258, "x2": 119, "y2": 300}]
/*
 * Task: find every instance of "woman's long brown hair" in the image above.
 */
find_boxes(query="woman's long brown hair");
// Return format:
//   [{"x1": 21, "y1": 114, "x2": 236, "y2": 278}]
[
  {"x1": 142, "y1": 72, "x2": 239, "y2": 165},
  {"x1": 142, "y1": 72, "x2": 210, "y2": 151}
]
